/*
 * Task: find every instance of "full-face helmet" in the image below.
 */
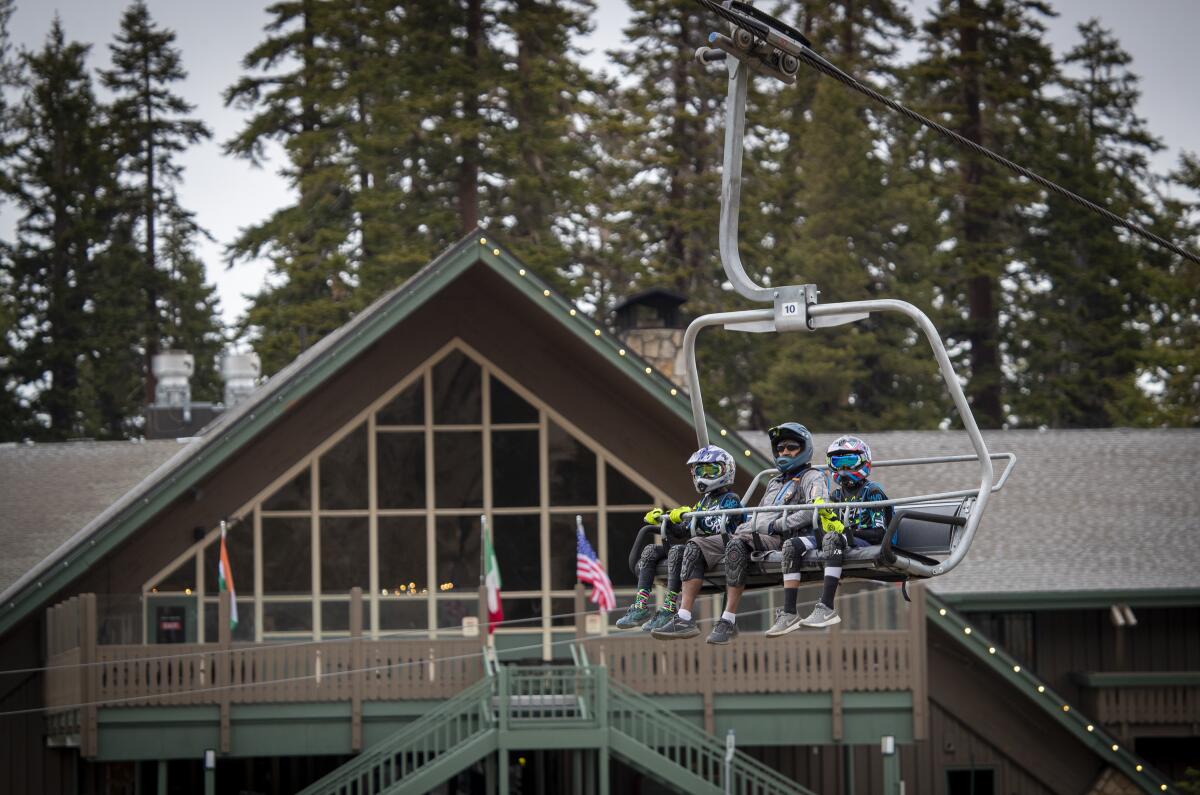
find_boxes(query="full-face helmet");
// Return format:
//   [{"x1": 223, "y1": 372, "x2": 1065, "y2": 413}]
[
  {"x1": 686, "y1": 445, "x2": 736, "y2": 493},
  {"x1": 826, "y1": 435, "x2": 872, "y2": 489},
  {"x1": 767, "y1": 422, "x2": 814, "y2": 474}
]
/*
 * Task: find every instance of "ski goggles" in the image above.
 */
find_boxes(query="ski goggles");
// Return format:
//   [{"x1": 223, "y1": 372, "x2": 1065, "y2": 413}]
[
  {"x1": 829, "y1": 453, "x2": 866, "y2": 470},
  {"x1": 693, "y1": 462, "x2": 723, "y2": 478}
]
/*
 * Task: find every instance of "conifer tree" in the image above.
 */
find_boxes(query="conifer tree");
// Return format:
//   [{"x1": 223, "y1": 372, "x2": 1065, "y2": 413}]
[
  {"x1": 910, "y1": 0, "x2": 1057, "y2": 427},
  {"x1": 102, "y1": 1, "x2": 221, "y2": 404},
  {"x1": 1010, "y1": 21, "x2": 1162, "y2": 427},
  {"x1": 2, "y1": 22, "x2": 138, "y2": 439}
]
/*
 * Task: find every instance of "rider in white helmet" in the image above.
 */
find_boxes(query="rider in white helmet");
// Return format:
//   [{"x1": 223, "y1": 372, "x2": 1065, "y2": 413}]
[{"x1": 617, "y1": 445, "x2": 744, "y2": 632}]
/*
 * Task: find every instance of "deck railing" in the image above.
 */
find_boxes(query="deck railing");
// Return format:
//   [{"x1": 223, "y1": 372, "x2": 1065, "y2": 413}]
[
  {"x1": 44, "y1": 585, "x2": 928, "y2": 757},
  {"x1": 1077, "y1": 672, "x2": 1200, "y2": 738}
]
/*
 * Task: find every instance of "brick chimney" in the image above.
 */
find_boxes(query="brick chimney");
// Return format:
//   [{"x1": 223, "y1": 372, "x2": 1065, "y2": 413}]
[{"x1": 613, "y1": 288, "x2": 688, "y2": 384}]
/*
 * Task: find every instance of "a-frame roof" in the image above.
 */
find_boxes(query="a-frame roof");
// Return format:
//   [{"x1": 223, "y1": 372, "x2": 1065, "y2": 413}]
[{"x1": 0, "y1": 230, "x2": 770, "y2": 637}]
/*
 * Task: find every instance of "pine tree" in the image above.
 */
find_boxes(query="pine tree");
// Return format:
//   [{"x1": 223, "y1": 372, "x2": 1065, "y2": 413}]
[
  {"x1": 102, "y1": 1, "x2": 220, "y2": 405},
  {"x1": 1009, "y1": 20, "x2": 1162, "y2": 427},
  {"x1": 909, "y1": 0, "x2": 1057, "y2": 428},
  {"x1": 1, "y1": 21, "x2": 138, "y2": 440}
]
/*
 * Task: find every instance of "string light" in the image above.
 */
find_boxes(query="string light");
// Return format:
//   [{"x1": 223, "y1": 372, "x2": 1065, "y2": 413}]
[
  {"x1": 492, "y1": 248, "x2": 500, "y2": 256},
  {"x1": 938, "y1": 608, "x2": 946, "y2": 616},
  {"x1": 1062, "y1": 705, "x2": 1070, "y2": 712},
  {"x1": 670, "y1": 388, "x2": 678, "y2": 396},
  {"x1": 1086, "y1": 724, "x2": 1094, "y2": 732},
  {"x1": 1013, "y1": 665, "x2": 1021, "y2": 673},
  {"x1": 543, "y1": 289, "x2": 551, "y2": 297},
  {"x1": 184, "y1": 588, "x2": 192, "y2": 595},
  {"x1": 644, "y1": 367, "x2": 652, "y2": 374},
  {"x1": 988, "y1": 647, "x2": 995, "y2": 654},
  {"x1": 479, "y1": 237, "x2": 487, "y2": 245},
  {"x1": 618, "y1": 349, "x2": 626, "y2": 356},
  {"x1": 1036, "y1": 685, "x2": 1044, "y2": 693},
  {"x1": 963, "y1": 627, "x2": 971, "y2": 635},
  {"x1": 381, "y1": 589, "x2": 389, "y2": 596},
  {"x1": 744, "y1": 450, "x2": 752, "y2": 457},
  {"x1": 719, "y1": 429, "x2": 728, "y2": 437},
  {"x1": 594, "y1": 329, "x2": 601, "y2": 337},
  {"x1": 569, "y1": 309, "x2": 576, "y2": 317},
  {"x1": 1136, "y1": 765, "x2": 1143, "y2": 772},
  {"x1": 1111, "y1": 744, "x2": 1119, "y2": 752},
  {"x1": 518, "y1": 268, "x2": 526, "y2": 276}
]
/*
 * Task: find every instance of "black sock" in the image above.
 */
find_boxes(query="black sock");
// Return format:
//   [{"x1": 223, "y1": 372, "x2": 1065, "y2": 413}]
[
  {"x1": 820, "y1": 575, "x2": 839, "y2": 609},
  {"x1": 784, "y1": 587, "x2": 798, "y2": 614}
]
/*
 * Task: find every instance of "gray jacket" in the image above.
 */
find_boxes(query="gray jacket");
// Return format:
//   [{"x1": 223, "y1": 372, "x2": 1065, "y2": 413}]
[{"x1": 734, "y1": 467, "x2": 829, "y2": 539}]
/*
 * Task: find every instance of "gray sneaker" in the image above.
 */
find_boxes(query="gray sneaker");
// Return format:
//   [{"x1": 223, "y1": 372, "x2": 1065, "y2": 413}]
[
  {"x1": 616, "y1": 603, "x2": 652, "y2": 629},
  {"x1": 706, "y1": 617, "x2": 739, "y2": 645},
  {"x1": 765, "y1": 607, "x2": 803, "y2": 637},
  {"x1": 799, "y1": 602, "x2": 841, "y2": 628},
  {"x1": 642, "y1": 607, "x2": 675, "y2": 632},
  {"x1": 651, "y1": 614, "x2": 699, "y2": 640}
]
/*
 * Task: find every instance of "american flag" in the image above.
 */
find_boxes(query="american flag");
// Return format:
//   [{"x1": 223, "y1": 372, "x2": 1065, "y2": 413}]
[{"x1": 575, "y1": 515, "x2": 616, "y2": 612}]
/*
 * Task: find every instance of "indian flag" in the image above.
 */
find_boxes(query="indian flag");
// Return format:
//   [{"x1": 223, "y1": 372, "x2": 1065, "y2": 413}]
[
  {"x1": 483, "y1": 519, "x2": 503, "y2": 634},
  {"x1": 218, "y1": 521, "x2": 238, "y2": 630}
]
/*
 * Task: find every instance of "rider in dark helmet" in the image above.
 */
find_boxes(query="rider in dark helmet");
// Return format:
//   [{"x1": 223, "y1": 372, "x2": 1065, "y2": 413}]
[{"x1": 654, "y1": 422, "x2": 828, "y2": 645}]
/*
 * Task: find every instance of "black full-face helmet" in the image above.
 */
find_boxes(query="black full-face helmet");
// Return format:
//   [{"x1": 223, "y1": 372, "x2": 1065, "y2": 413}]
[{"x1": 767, "y1": 422, "x2": 813, "y2": 474}]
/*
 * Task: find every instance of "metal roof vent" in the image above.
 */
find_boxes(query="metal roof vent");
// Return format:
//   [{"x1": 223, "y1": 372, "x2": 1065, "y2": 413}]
[
  {"x1": 151, "y1": 351, "x2": 194, "y2": 408},
  {"x1": 222, "y1": 352, "x2": 261, "y2": 408}
]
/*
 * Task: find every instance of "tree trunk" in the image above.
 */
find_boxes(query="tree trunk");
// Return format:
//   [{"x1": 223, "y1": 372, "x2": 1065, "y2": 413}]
[{"x1": 458, "y1": 0, "x2": 482, "y2": 232}]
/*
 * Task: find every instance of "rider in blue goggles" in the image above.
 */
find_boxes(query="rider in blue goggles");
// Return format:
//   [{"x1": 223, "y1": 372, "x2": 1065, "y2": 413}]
[{"x1": 829, "y1": 453, "x2": 865, "y2": 470}]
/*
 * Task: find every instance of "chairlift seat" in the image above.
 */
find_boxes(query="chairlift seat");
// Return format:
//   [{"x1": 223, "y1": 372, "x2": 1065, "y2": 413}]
[{"x1": 638, "y1": 499, "x2": 970, "y2": 593}]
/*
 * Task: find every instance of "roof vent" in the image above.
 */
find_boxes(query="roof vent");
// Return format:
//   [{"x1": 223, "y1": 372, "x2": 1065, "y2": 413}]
[
  {"x1": 222, "y1": 352, "x2": 261, "y2": 408},
  {"x1": 151, "y1": 351, "x2": 194, "y2": 408}
]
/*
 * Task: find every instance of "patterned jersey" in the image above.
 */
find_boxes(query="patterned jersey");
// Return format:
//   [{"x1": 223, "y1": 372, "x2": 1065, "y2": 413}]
[
  {"x1": 829, "y1": 479, "x2": 893, "y2": 545},
  {"x1": 677, "y1": 488, "x2": 746, "y2": 536}
]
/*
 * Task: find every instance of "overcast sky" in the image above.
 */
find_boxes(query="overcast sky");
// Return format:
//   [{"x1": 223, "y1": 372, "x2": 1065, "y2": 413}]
[{"x1": 4, "y1": 0, "x2": 1197, "y2": 330}]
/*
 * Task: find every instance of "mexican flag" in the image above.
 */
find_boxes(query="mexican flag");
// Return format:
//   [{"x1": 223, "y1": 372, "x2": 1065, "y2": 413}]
[
  {"x1": 483, "y1": 522, "x2": 503, "y2": 634},
  {"x1": 218, "y1": 522, "x2": 239, "y2": 630}
]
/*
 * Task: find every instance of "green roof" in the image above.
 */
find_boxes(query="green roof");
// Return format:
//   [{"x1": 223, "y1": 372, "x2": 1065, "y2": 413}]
[{"x1": 0, "y1": 230, "x2": 770, "y2": 638}]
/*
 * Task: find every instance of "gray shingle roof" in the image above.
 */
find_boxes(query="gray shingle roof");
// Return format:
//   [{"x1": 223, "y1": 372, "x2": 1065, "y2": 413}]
[
  {"x1": 0, "y1": 440, "x2": 192, "y2": 595},
  {"x1": 745, "y1": 428, "x2": 1200, "y2": 596}
]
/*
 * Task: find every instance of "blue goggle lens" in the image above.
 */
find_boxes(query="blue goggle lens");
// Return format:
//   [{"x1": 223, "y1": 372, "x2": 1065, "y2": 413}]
[{"x1": 829, "y1": 454, "x2": 864, "y2": 470}]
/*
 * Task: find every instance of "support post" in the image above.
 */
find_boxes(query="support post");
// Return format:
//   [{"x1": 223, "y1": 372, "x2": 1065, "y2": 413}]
[
  {"x1": 908, "y1": 583, "x2": 928, "y2": 741},
  {"x1": 485, "y1": 752, "x2": 497, "y2": 795},
  {"x1": 572, "y1": 749, "x2": 582, "y2": 795},
  {"x1": 597, "y1": 668, "x2": 610, "y2": 795},
  {"x1": 831, "y1": 621, "x2": 844, "y2": 741},
  {"x1": 218, "y1": 590, "x2": 232, "y2": 753},
  {"x1": 203, "y1": 749, "x2": 216, "y2": 795},
  {"x1": 498, "y1": 749, "x2": 510, "y2": 795},
  {"x1": 842, "y1": 744, "x2": 855, "y2": 795},
  {"x1": 81, "y1": 594, "x2": 98, "y2": 759},
  {"x1": 881, "y1": 736, "x2": 901, "y2": 795},
  {"x1": 157, "y1": 760, "x2": 167, "y2": 795},
  {"x1": 350, "y1": 587, "x2": 363, "y2": 752}
]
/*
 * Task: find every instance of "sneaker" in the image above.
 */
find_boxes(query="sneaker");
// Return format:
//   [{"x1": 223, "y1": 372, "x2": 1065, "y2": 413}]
[
  {"x1": 616, "y1": 603, "x2": 652, "y2": 629},
  {"x1": 642, "y1": 607, "x2": 675, "y2": 632},
  {"x1": 706, "y1": 618, "x2": 739, "y2": 645},
  {"x1": 799, "y1": 602, "x2": 841, "y2": 628},
  {"x1": 651, "y1": 614, "x2": 700, "y2": 640},
  {"x1": 764, "y1": 607, "x2": 803, "y2": 638}
]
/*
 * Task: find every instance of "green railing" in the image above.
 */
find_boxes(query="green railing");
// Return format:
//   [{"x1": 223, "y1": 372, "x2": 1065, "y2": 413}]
[
  {"x1": 609, "y1": 679, "x2": 814, "y2": 795},
  {"x1": 298, "y1": 664, "x2": 814, "y2": 795},
  {"x1": 296, "y1": 676, "x2": 496, "y2": 795}
]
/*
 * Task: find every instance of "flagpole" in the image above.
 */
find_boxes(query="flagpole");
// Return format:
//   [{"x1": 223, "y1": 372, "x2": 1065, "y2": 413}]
[{"x1": 478, "y1": 514, "x2": 492, "y2": 649}]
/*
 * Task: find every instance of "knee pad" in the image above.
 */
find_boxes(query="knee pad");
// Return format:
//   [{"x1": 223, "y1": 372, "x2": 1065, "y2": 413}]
[
  {"x1": 637, "y1": 543, "x2": 662, "y2": 574},
  {"x1": 725, "y1": 538, "x2": 749, "y2": 588},
  {"x1": 666, "y1": 544, "x2": 685, "y2": 591},
  {"x1": 782, "y1": 537, "x2": 800, "y2": 575},
  {"x1": 822, "y1": 531, "x2": 847, "y2": 569},
  {"x1": 681, "y1": 541, "x2": 706, "y2": 582}
]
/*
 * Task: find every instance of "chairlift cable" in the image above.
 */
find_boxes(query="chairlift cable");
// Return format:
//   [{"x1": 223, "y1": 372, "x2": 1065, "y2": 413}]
[{"x1": 696, "y1": 0, "x2": 1200, "y2": 266}]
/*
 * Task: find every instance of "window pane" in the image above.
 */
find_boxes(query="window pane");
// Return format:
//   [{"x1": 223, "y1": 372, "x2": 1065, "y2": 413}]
[
  {"x1": 263, "y1": 467, "x2": 311, "y2": 511},
  {"x1": 500, "y1": 598, "x2": 543, "y2": 629},
  {"x1": 379, "y1": 516, "x2": 427, "y2": 594},
  {"x1": 203, "y1": 522, "x2": 254, "y2": 595},
  {"x1": 436, "y1": 516, "x2": 480, "y2": 589},
  {"x1": 377, "y1": 431, "x2": 426, "y2": 508},
  {"x1": 203, "y1": 600, "x2": 255, "y2": 642},
  {"x1": 491, "y1": 514, "x2": 541, "y2": 591},
  {"x1": 437, "y1": 597, "x2": 479, "y2": 630},
  {"x1": 606, "y1": 463, "x2": 652, "y2": 506},
  {"x1": 377, "y1": 379, "x2": 423, "y2": 425},
  {"x1": 549, "y1": 513, "x2": 595, "y2": 590},
  {"x1": 320, "y1": 517, "x2": 369, "y2": 593},
  {"x1": 380, "y1": 599, "x2": 428, "y2": 631},
  {"x1": 551, "y1": 597, "x2": 578, "y2": 627},
  {"x1": 156, "y1": 555, "x2": 195, "y2": 592},
  {"x1": 605, "y1": 511, "x2": 645, "y2": 588},
  {"x1": 548, "y1": 422, "x2": 596, "y2": 505},
  {"x1": 320, "y1": 423, "x2": 368, "y2": 509},
  {"x1": 492, "y1": 430, "x2": 539, "y2": 508},
  {"x1": 320, "y1": 599, "x2": 368, "y2": 632},
  {"x1": 432, "y1": 350, "x2": 481, "y2": 424},
  {"x1": 434, "y1": 431, "x2": 482, "y2": 508},
  {"x1": 490, "y1": 376, "x2": 537, "y2": 424},
  {"x1": 262, "y1": 518, "x2": 312, "y2": 594},
  {"x1": 262, "y1": 601, "x2": 312, "y2": 633}
]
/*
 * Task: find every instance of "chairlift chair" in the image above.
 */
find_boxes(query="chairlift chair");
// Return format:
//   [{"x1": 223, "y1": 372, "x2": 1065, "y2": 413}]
[{"x1": 629, "y1": 1, "x2": 1018, "y2": 593}]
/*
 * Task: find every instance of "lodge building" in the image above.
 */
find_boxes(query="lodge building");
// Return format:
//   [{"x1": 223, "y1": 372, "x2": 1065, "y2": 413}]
[{"x1": 1, "y1": 233, "x2": 1196, "y2": 795}]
